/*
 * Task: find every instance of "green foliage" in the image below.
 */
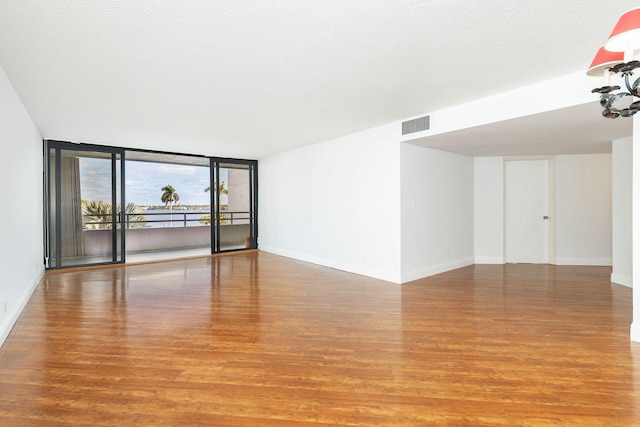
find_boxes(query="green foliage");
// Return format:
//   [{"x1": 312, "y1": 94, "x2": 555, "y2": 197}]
[
  {"x1": 199, "y1": 213, "x2": 227, "y2": 225},
  {"x1": 161, "y1": 185, "x2": 179, "y2": 207},
  {"x1": 81, "y1": 200, "x2": 147, "y2": 229},
  {"x1": 203, "y1": 181, "x2": 228, "y2": 194}
]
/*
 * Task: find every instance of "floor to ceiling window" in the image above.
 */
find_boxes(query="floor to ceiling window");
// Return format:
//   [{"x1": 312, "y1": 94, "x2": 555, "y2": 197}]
[
  {"x1": 44, "y1": 141, "x2": 258, "y2": 270},
  {"x1": 123, "y1": 150, "x2": 212, "y2": 262},
  {"x1": 211, "y1": 159, "x2": 258, "y2": 252},
  {"x1": 45, "y1": 142, "x2": 125, "y2": 268}
]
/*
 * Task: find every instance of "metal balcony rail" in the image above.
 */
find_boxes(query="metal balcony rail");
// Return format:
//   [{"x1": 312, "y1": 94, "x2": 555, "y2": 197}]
[{"x1": 82, "y1": 211, "x2": 252, "y2": 229}]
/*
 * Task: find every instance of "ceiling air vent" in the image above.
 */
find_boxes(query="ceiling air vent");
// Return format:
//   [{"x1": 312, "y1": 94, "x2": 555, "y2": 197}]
[{"x1": 402, "y1": 115, "x2": 430, "y2": 135}]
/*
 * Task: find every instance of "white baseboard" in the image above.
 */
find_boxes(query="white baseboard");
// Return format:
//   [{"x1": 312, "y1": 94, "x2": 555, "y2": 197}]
[
  {"x1": 260, "y1": 247, "x2": 474, "y2": 285},
  {"x1": 474, "y1": 256, "x2": 503, "y2": 264},
  {"x1": 401, "y1": 257, "x2": 475, "y2": 284},
  {"x1": 554, "y1": 257, "x2": 612, "y2": 266},
  {"x1": 611, "y1": 273, "x2": 632, "y2": 288},
  {"x1": 258, "y1": 246, "x2": 402, "y2": 284},
  {"x1": 0, "y1": 268, "x2": 43, "y2": 348}
]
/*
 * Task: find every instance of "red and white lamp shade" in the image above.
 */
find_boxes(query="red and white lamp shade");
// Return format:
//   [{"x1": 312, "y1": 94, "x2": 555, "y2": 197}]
[
  {"x1": 604, "y1": 7, "x2": 640, "y2": 61},
  {"x1": 587, "y1": 46, "x2": 624, "y2": 83},
  {"x1": 589, "y1": 7, "x2": 640, "y2": 118}
]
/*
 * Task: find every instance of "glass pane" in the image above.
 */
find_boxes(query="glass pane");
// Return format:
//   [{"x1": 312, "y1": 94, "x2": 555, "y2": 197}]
[
  {"x1": 115, "y1": 154, "x2": 123, "y2": 261},
  {"x1": 219, "y1": 163, "x2": 252, "y2": 251},
  {"x1": 60, "y1": 150, "x2": 116, "y2": 267},
  {"x1": 124, "y1": 151, "x2": 211, "y2": 261}
]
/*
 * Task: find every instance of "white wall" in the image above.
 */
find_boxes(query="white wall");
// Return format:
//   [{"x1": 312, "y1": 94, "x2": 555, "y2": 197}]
[
  {"x1": 227, "y1": 168, "x2": 250, "y2": 212},
  {"x1": 473, "y1": 157, "x2": 503, "y2": 264},
  {"x1": 0, "y1": 65, "x2": 44, "y2": 347},
  {"x1": 401, "y1": 72, "x2": 597, "y2": 142},
  {"x1": 400, "y1": 145, "x2": 474, "y2": 283},
  {"x1": 555, "y1": 154, "x2": 612, "y2": 266},
  {"x1": 632, "y1": 115, "x2": 640, "y2": 342},
  {"x1": 259, "y1": 123, "x2": 402, "y2": 283},
  {"x1": 612, "y1": 137, "x2": 632, "y2": 287}
]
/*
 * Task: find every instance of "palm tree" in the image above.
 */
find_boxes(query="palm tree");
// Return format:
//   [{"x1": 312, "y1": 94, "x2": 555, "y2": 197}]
[
  {"x1": 204, "y1": 181, "x2": 229, "y2": 210},
  {"x1": 203, "y1": 181, "x2": 228, "y2": 195},
  {"x1": 161, "y1": 185, "x2": 180, "y2": 225},
  {"x1": 81, "y1": 200, "x2": 147, "y2": 229},
  {"x1": 121, "y1": 203, "x2": 148, "y2": 228}
]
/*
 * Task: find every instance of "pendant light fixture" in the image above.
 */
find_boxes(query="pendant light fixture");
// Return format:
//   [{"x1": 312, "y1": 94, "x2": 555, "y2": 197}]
[{"x1": 589, "y1": 7, "x2": 640, "y2": 118}]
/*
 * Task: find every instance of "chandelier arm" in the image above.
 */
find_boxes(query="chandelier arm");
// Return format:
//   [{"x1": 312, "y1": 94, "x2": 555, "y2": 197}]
[
  {"x1": 625, "y1": 73, "x2": 635, "y2": 93},
  {"x1": 604, "y1": 92, "x2": 633, "y2": 111},
  {"x1": 604, "y1": 96, "x2": 616, "y2": 111}
]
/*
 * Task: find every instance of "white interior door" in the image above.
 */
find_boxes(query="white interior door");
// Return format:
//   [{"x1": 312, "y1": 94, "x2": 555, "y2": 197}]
[{"x1": 505, "y1": 160, "x2": 549, "y2": 264}]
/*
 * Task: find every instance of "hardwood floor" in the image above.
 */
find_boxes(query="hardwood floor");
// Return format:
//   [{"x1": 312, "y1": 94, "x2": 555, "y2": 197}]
[{"x1": 0, "y1": 252, "x2": 638, "y2": 426}]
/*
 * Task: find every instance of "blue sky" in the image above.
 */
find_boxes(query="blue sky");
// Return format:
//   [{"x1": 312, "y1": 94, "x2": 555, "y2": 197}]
[{"x1": 80, "y1": 159, "x2": 228, "y2": 206}]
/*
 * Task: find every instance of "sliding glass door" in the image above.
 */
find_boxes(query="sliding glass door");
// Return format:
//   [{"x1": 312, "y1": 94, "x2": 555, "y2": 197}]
[
  {"x1": 45, "y1": 142, "x2": 258, "y2": 270},
  {"x1": 45, "y1": 141, "x2": 125, "y2": 268},
  {"x1": 211, "y1": 159, "x2": 258, "y2": 252}
]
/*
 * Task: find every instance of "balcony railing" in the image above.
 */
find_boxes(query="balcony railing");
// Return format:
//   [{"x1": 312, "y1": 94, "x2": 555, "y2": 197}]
[
  {"x1": 81, "y1": 213, "x2": 253, "y2": 256},
  {"x1": 82, "y1": 211, "x2": 251, "y2": 229}
]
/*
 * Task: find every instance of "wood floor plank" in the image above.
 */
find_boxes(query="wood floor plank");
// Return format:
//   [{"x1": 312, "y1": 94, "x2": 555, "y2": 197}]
[{"x1": 0, "y1": 252, "x2": 639, "y2": 425}]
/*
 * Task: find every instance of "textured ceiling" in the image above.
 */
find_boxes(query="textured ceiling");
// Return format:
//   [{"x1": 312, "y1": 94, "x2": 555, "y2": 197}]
[{"x1": 0, "y1": 1, "x2": 637, "y2": 158}]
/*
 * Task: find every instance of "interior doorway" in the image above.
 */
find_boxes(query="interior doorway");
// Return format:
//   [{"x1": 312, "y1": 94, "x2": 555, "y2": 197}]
[{"x1": 504, "y1": 158, "x2": 554, "y2": 264}]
